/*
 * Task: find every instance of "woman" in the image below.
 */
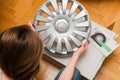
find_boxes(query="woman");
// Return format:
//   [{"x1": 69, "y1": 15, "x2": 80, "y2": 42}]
[
  {"x1": 0, "y1": 20, "x2": 88, "y2": 80},
  {"x1": 0, "y1": 24, "x2": 43, "y2": 80}
]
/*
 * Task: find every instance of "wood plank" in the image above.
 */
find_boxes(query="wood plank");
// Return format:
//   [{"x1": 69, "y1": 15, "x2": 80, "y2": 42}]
[{"x1": 0, "y1": 0, "x2": 120, "y2": 80}]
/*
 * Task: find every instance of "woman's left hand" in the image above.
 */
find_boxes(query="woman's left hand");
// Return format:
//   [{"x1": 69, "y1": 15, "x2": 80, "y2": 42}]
[{"x1": 28, "y1": 20, "x2": 35, "y2": 31}]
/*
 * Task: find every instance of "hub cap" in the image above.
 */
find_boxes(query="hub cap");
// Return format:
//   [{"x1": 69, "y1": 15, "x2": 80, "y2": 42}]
[{"x1": 34, "y1": 0, "x2": 91, "y2": 55}]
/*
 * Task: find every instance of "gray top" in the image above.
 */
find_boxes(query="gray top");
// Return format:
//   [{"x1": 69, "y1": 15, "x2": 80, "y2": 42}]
[{"x1": 0, "y1": 69, "x2": 2, "y2": 80}]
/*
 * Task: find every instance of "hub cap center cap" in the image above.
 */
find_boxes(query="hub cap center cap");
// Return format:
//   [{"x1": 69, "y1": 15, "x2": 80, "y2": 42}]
[{"x1": 55, "y1": 19, "x2": 69, "y2": 33}]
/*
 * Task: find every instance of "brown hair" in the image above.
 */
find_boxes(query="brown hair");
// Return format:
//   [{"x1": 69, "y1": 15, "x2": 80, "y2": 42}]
[{"x1": 0, "y1": 25, "x2": 43, "y2": 80}]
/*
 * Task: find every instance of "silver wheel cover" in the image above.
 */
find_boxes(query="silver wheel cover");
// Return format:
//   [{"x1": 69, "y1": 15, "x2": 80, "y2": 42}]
[{"x1": 34, "y1": 0, "x2": 91, "y2": 55}]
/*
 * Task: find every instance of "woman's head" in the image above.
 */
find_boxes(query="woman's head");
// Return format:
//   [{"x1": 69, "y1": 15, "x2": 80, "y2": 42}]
[{"x1": 0, "y1": 25, "x2": 43, "y2": 80}]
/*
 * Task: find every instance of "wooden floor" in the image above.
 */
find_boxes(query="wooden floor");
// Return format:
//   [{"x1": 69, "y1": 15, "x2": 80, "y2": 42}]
[{"x1": 0, "y1": 0, "x2": 120, "y2": 80}]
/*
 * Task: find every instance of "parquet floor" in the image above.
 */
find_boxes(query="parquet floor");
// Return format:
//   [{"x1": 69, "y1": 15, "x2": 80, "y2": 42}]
[{"x1": 0, "y1": 0, "x2": 120, "y2": 80}]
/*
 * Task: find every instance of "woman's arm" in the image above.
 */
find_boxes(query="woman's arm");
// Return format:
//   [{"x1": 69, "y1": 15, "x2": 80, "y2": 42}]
[{"x1": 59, "y1": 42, "x2": 88, "y2": 80}]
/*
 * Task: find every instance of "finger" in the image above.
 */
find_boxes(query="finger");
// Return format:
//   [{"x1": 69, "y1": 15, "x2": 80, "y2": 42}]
[
  {"x1": 84, "y1": 44, "x2": 88, "y2": 50},
  {"x1": 82, "y1": 42, "x2": 88, "y2": 48},
  {"x1": 84, "y1": 41, "x2": 88, "y2": 44},
  {"x1": 28, "y1": 20, "x2": 34, "y2": 25},
  {"x1": 29, "y1": 20, "x2": 34, "y2": 23}
]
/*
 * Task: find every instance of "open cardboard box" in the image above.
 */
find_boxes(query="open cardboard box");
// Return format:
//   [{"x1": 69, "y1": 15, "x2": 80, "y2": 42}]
[{"x1": 43, "y1": 21, "x2": 119, "y2": 80}]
